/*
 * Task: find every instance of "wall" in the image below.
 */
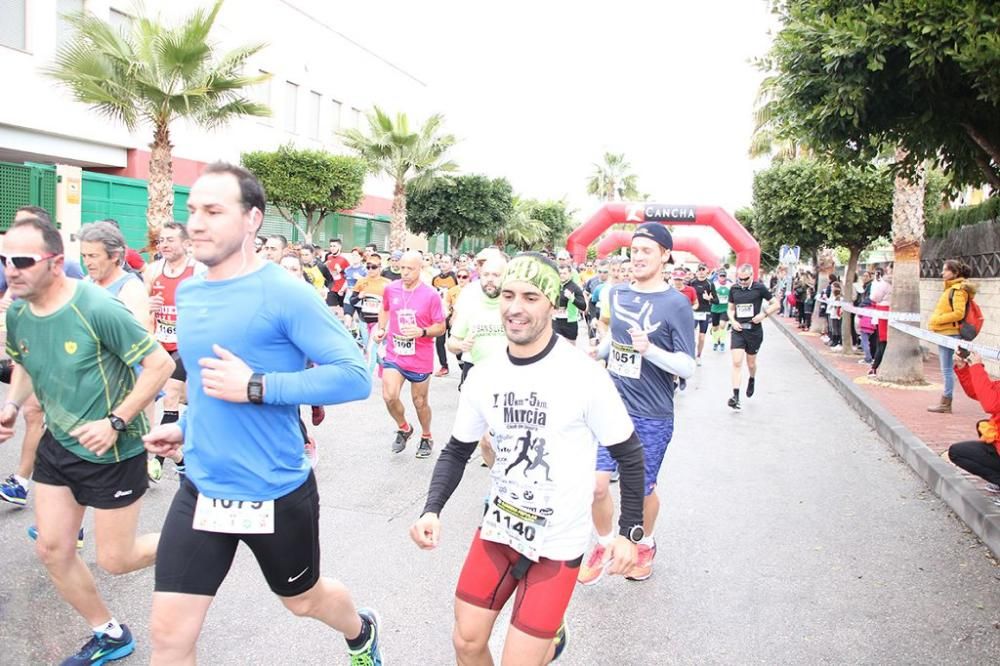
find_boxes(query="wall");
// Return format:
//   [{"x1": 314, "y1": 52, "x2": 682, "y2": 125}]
[{"x1": 919, "y1": 277, "x2": 1000, "y2": 373}]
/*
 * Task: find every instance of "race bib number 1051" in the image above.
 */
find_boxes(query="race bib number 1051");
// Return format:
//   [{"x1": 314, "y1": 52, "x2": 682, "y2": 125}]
[{"x1": 608, "y1": 341, "x2": 642, "y2": 379}]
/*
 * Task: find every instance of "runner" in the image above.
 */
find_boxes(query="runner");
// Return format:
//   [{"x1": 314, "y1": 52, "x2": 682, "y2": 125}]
[
  {"x1": 381, "y1": 250, "x2": 403, "y2": 281},
  {"x1": 710, "y1": 269, "x2": 732, "y2": 352},
  {"x1": 431, "y1": 254, "x2": 459, "y2": 377},
  {"x1": 0, "y1": 206, "x2": 84, "y2": 509},
  {"x1": 263, "y1": 235, "x2": 288, "y2": 264},
  {"x1": 79, "y1": 221, "x2": 152, "y2": 331},
  {"x1": 580, "y1": 223, "x2": 696, "y2": 585},
  {"x1": 671, "y1": 269, "x2": 697, "y2": 307},
  {"x1": 0, "y1": 214, "x2": 173, "y2": 664},
  {"x1": 410, "y1": 252, "x2": 645, "y2": 665},
  {"x1": 553, "y1": 264, "x2": 587, "y2": 343},
  {"x1": 141, "y1": 162, "x2": 381, "y2": 665},
  {"x1": 372, "y1": 250, "x2": 446, "y2": 458},
  {"x1": 145, "y1": 221, "x2": 201, "y2": 482},
  {"x1": 300, "y1": 244, "x2": 333, "y2": 297},
  {"x1": 727, "y1": 263, "x2": 779, "y2": 410},
  {"x1": 350, "y1": 253, "x2": 391, "y2": 344},
  {"x1": 689, "y1": 263, "x2": 718, "y2": 364}
]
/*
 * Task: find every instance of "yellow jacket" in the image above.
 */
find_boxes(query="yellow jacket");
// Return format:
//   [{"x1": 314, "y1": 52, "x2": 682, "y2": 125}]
[{"x1": 928, "y1": 277, "x2": 974, "y2": 335}]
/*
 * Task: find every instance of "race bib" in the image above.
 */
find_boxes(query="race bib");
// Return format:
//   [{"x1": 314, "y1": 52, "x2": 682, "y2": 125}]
[
  {"x1": 193, "y1": 494, "x2": 274, "y2": 534},
  {"x1": 155, "y1": 319, "x2": 177, "y2": 344},
  {"x1": 608, "y1": 340, "x2": 641, "y2": 379},
  {"x1": 393, "y1": 335, "x2": 416, "y2": 356},
  {"x1": 361, "y1": 296, "x2": 381, "y2": 315},
  {"x1": 736, "y1": 303, "x2": 755, "y2": 319},
  {"x1": 481, "y1": 494, "x2": 548, "y2": 562},
  {"x1": 694, "y1": 311, "x2": 708, "y2": 321}
]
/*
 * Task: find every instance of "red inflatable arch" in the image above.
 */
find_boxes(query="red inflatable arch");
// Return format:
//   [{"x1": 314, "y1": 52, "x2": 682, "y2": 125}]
[
  {"x1": 566, "y1": 203, "x2": 760, "y2": 276},
  {"x1": 596, "y1": 231, "x2": 722, "y2": 269}
]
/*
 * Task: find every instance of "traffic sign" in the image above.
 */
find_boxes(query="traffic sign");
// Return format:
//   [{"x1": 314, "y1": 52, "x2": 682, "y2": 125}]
[{"x1": 780, "y1": 245, "x2": 800, "y2": 264}]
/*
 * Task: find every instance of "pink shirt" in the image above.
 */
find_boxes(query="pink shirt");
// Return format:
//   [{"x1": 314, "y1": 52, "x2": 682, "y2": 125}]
[{"x1": 382, "y1": 280, "x2": 445, "y2": 373}]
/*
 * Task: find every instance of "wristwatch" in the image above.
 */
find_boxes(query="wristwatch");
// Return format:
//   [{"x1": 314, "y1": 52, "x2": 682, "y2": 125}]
[
  {"x1": 108, "y1": 413, "x2": 128, "y2": 432},
  {"x1": 247, "y1": 373, "x2": 264, "y2": 404},
  {"x1": 420, "y1": 327, "x2": 427, "y2": 338},
  {"x1": 624, "y1": 525, "x2": 645, "y2": 544}
]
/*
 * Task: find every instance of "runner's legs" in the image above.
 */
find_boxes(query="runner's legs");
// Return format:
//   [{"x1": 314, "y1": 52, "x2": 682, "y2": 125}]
[
  {"x1": 411, "y1": 376, "x2": 432, "y2": 434},
  {"x1": 381, "y1": 368, "x2": 408, "y2": 425}
]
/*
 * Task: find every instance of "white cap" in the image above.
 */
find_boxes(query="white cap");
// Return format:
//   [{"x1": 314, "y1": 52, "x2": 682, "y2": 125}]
[{"x1": 556, "y1": 249, "x2": 571, "y2": 259}]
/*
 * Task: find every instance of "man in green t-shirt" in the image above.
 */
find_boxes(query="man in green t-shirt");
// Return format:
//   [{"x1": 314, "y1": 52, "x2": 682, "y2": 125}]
[
  {"x1": 711, "y1": 270, "x2": 733, "y2": 351},
  {"x1": 0, "y1": 215, "x2": 173, "y2": 663},
  {"x1": 448, "y1": 254, "x2": 507, "y2": 466}
]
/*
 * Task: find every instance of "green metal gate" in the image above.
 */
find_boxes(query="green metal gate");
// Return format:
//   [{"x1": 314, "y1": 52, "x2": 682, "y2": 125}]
[
  {"x1": 0, "y1": 161, "x2": 57, "y2": 231},
  {"x1": 81, "y1": 171, "x2": 190, "y2": 251}
]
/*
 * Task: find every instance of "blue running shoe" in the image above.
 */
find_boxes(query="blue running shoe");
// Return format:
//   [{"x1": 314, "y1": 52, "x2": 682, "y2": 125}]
[
  {"x1": 349, "y1": 608, "x2": 382, "y2": 665},
  {"x1": 61, "y1": 624, "x2": 135, "y2": 665},
  {"x1": 0, "y1": 474, "x2": 28, "y2": 506},
  {"x1": 28, "y1": 525, "x2": 85, "y2": 550},
  {"x1": 552, "y1": 622, "x2": 568, "y2": 661}
]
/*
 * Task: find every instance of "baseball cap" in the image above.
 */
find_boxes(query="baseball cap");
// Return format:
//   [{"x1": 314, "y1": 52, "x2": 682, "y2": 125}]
[
  {"x1": 632, "y1": 223, "x2": 673, "y2": 251},
  {"x1": 556, "y1": 249, "x2": 571, "y2": 260},
  {"x1": 390, "y1": 250, "x2": 403, "y2": 261}
]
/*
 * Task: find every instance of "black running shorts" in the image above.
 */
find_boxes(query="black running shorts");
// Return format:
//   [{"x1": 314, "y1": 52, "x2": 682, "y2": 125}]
[
  {"x1": 32, "y1": 431, "x2": 147, "y2": 509},
  {"x1": 731, "y1": 324, "x2": 764, "y2": 355},
  {"x1": 155, "y1": 472, "x2": 321, "y2": 598},
  {"x1": 169, "y1": 350, "x2": 186, "y2": 382}
]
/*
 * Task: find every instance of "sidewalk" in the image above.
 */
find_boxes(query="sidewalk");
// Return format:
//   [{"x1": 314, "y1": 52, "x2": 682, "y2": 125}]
[{"x1": 771, "y1": 313, "x2": 1000, "y2": 557}]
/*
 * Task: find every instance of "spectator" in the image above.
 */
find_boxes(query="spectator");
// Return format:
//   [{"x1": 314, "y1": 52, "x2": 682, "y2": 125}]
[
  {"x1": 928, "y1": 259, "x2": 974, "y2": 414},
  {"x1": 869, "y1": 272, "x2": 892, "y2": 376},
  {"x1": 949, "y1": 352, "x2": 1000, "y2": 491}
]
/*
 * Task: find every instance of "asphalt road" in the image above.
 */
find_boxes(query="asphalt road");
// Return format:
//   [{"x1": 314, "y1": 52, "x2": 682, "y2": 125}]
[{"x1": 0, "y1": 323, "x2": 998, "y2": 665}]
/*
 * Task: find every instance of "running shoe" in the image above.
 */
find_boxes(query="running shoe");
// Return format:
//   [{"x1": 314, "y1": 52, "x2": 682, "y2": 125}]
[
  {"x1": 28, "y1": 525, "x2": 85, "y2": 549},
  {"x1": 610, "y1": 469, "x2": 620, "y2": 483},
  {"x1": 626, "y1": 541, "x2": 657, "y2": 581},
  {"x1": 552, "y1": 622, "x2": 568, "y2": 662},
  {"x1": 985, "y1": 482, "x2": 1000, "y2": 494},
  {"x1": 696, "y1": 357, "x2": 702, "y2": 367},
  {"x1": 577, "y1": 542, "x2": 610, "y2": 586},
  {"x1": 434, "y1": 367, "x2": 449, "y2": 377},
  {"x1": 0, "y1": 474, "x2": 28, "y2": 506},
  {"x1": 61, "y1": 624, "x2": 135, "y2": 666},
  {"x1": 304, "y1": 435, "x2": 319, "y2": 468},
  {"x1": 727, "y1": 396, "x2": 741, "y2": 410},
  {"x1": 349, "y1": 608, "x2": 383, "y2": 666},
  {"x1": 311, "y1": 405, "x2": 326, "y2": 426},
  {"x1": 147, "y1": 457, "x2": 163, "y2": 483},
  {"x1": 416, "y1": 437, "x2": 433, "y2": 459},
  {"x1": 392, "y1": 425, "x2": 413, "y2": 453},
  {"x1": 746, "y1": 377, "x2": 756, "y2": 398}
]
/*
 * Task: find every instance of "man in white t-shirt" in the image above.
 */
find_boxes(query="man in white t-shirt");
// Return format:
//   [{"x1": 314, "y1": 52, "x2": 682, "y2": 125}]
[{"x1": 410, "y1": 252, "x2": 646, "y2": 665}]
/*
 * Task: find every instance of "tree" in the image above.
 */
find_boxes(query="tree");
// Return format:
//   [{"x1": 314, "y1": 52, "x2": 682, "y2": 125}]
[
  {"x1": 758, "y1": 0, "x2": 1000, "y2": 190},
  {"x1": 242, "y1": 146, "x2": 365, "y2": 243},
  {"x1": 586, "y1": 152, "x2": 641, "y2": 201},
  {"x1": 498, "y1": 198, "x2": 548, "y2": 251},
  {"x1": 47, "y1": 0, "x2": 269, "y2": 247},
  {"x1": 527, "y1": 200, "x2": 575, "y2": 250},
  {"x1": 406, "y1": 175, "x2": 513, "y2": 251},
  {"x1": 339, "y1": 107, "x2": 458, "y2": 250}
]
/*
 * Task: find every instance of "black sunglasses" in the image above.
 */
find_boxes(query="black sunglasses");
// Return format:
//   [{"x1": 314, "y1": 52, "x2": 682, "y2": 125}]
[
  {"x1": 457, "y1": 274, "x2": 470, "y2": 279},
  {"x1": 738, "y1": 276, "x2": 752, "y2": 282},
  {"x1": 1, "y1": 253, "x2": 61, "y2": 269},
  {"x1": 366, "y1": 264, "x2": 380, "y2": 270}
]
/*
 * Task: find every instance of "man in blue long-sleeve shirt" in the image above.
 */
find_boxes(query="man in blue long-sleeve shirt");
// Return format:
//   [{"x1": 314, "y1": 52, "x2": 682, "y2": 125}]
[{"x1": 142, "y1": 163, "x2": 383, "y2": 665}]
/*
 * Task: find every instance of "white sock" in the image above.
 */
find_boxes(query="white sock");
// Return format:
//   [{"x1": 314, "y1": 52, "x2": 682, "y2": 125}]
[
  {"x1": 597, "y1": 531, "x2": 614, "y2": 546},
  {"x1": 13, "y1": 474, "x2": 29, "y2": 487},
  {"x1": 639, "y1": 535, "x2": 655, "y2": 547},
  {"x1": 93, "y1": 618, "x2": 123, "y2": 639}
]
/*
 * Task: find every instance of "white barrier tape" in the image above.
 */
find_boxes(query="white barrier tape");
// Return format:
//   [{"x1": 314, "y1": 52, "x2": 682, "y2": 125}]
[
  {"x1": 888, "y1": 321, "x2": 1000, "y2": 362},
  {"x1": 815, "y1": 298, "x2": 921, "y2": 322}
]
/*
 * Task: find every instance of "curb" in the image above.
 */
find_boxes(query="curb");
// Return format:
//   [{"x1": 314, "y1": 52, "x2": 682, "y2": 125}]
[{"x1": 770, "y1": 318, "x2": 1000, "y2": 558}]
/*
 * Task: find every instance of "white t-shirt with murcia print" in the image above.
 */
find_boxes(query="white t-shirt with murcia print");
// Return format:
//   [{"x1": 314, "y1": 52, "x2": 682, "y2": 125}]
[{"x1": 452, "y1": 335, "x2": 634, "y2": 561}]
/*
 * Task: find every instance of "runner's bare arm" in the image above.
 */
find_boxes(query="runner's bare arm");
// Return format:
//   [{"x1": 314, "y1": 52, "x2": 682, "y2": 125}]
[{"x1": 111, "y1": 345, "x2": 174, "y2": 423}]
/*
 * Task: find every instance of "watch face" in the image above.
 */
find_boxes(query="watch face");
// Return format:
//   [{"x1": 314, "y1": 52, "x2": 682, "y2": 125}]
[
  {"x1": 629, "y1": 526, "x2": 645, "y2": 543},
  {"x1": 109, "y1": 416, "x2": 127, "y2": 432}
]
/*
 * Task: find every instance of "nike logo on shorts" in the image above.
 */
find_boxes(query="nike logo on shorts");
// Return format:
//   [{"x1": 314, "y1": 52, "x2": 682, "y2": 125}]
[{"x1": 287, "y1": 567, "x2": 309, "y2": 583}]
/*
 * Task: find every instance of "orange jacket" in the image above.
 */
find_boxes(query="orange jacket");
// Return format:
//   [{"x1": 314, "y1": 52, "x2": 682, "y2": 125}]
[{"x1": 956, "y1": 363, "x2": 1000, "y2": 454}]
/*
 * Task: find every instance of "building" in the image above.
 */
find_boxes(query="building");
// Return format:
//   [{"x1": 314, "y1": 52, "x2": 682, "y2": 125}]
[{"x1": 0, "y1": 0, "x2": 434, "y2": 254}]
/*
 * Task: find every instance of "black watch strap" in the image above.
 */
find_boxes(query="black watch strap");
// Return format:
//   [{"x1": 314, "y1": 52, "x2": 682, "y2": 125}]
[{"x1": 247, "y1": 373, "x2": 264, "y2": 404}]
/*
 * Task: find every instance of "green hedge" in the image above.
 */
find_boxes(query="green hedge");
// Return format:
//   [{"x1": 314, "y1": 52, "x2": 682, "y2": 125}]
[{"x1": 926, "y1": 196, "x2": 1000, "y2": 238}]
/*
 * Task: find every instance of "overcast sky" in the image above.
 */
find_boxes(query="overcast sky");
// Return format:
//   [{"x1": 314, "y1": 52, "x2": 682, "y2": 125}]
[{"x1": 323, "y1": 0, "x2": 778, "y2": 239}]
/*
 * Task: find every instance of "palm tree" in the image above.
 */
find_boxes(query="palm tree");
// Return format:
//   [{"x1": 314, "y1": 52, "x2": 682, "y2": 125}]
[
  {"x1": 497, "y1": 198, "x2": 548, "y2": 251},
  {"x1": 339, "y1": 107, "x2": 458, "y2": 250},
  {"x1": 586, "y1": 152, "x2": 640, "y2": 201},
  {"x1": 47, "y1": 0, "x2": 269, "y2": 248},
  {"x1": 749, "y1": 76, "x2": 811, "y2": 160}
]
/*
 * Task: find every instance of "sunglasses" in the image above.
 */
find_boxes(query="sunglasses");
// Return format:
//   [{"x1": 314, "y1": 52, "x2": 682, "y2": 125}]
[
  {"x1": 738, "y1": 276, "x2": 752, "y2": 282},
  {"x1": 457, "y1": 274, "x2": 470, "y2": 279},
  {"x1": 366, "y1": 264, "x2": 380, "y2": 270},
  {"x1": 0, "y1": 253, "x2": 61, "y2": 269}
]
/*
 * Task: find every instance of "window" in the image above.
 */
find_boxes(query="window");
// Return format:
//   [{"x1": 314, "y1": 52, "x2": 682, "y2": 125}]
[
  {"x1": 57, "y1": 0, "x2": 84, "y2": 49},
  {"x1": 351, "y1": 107, "x2": 362, "y2": 129},
  {"x1": 252, "y1": 69, "x2": 272, "y2": 122},
  {"x1": 0, "y1": 0, "x2": 27, "y2": 51},
  {"x1": 330, "y1": 99, "x2": 342, "y2": 130},
  {"x1": 284, "y1": 81, "x2": 299, "y2": 133},
  {"x1": 308, "y1": 91, "x2": 321, "y2": 139}
]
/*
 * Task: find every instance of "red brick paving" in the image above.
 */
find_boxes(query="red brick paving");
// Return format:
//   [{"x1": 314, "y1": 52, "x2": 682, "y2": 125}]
[{"x1": 774, "y1": 314, "x2": 998, "y2": 497}]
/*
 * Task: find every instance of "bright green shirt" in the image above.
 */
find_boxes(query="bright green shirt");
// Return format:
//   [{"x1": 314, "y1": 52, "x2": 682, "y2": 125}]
[
  {"x1": 712, "y1": 282, "x2": 732, "y2": 313},
  {"x1": 450, "y1": 288, "x2": 507, "y2": 366},
  {"x1": 6, "y1": 281, "x2": 157, "y2": 463}
]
